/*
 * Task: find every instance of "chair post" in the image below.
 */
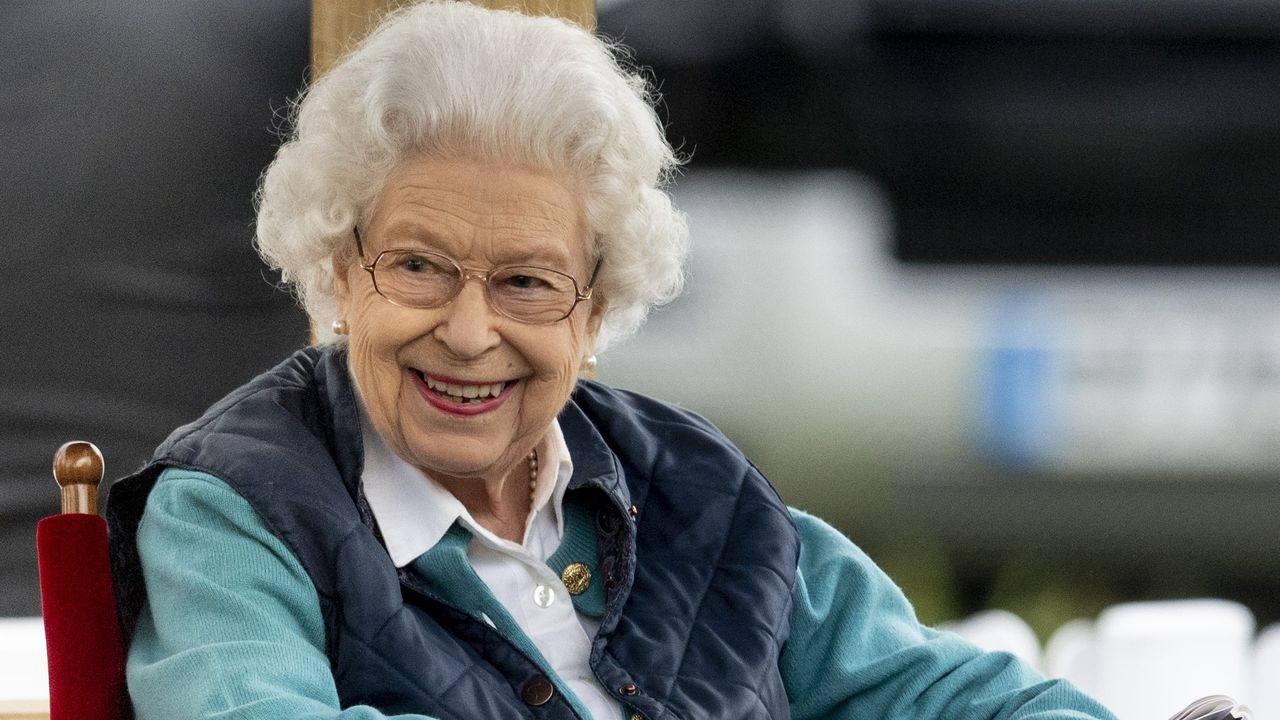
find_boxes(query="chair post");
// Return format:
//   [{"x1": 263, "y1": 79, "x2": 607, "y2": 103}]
[
  {"x1": 38, "y1": 442, "x2": 126, "y2": 720},
  {"x1": 52, "y1": 442, "x2": 103, "y2": 515}
]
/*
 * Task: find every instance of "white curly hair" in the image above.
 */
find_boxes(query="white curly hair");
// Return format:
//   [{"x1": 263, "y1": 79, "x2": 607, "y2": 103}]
[{"x1": 255, "y1": 0, "x2": 687, "y2": 350}]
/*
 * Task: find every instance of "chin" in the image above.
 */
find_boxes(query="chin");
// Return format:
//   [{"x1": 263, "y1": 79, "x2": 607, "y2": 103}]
[{"x1": 404, "y1": 436, "x2": 511, "y2": 479}]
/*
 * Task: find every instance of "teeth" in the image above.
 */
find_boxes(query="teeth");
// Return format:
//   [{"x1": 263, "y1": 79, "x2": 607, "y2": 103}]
[{"x1": 424, "y1": 376, "x2": 507, "y2": 401}]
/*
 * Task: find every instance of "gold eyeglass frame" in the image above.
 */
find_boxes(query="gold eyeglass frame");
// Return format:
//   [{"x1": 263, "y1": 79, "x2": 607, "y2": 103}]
[{"x1": 352, "y1": 227, "x2": 602, "y2": 325}]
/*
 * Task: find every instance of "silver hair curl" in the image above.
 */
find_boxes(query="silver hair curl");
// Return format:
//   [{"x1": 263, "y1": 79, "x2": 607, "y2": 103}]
[{"x1": 254, "y1": 0, "x2": 687, "y2": 350}]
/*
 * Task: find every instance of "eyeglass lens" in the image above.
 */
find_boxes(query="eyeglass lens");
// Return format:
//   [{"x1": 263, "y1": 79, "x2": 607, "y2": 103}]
[{"x1": 372, "y1": 249, "x2": 581, "y2": 323}]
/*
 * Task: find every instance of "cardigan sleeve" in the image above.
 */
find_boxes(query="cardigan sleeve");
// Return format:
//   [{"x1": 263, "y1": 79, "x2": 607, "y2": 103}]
[
  {"x1": 780, "y1": 508, "x2": 1116, "y2": 720},
  {"x1": 128, "y1": 468, "x2": 439, "y2": 720}
]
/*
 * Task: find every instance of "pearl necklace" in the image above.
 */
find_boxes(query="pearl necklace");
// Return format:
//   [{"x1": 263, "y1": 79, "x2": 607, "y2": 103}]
[{"x1": 526, "y1": 449, "x2": 539, "y2": 506}]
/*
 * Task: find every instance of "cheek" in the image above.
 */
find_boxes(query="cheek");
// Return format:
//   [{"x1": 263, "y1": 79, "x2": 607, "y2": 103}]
[
  {"x1": 346, "y1": 298, "x2": 418, "y2": 413},
  {"x1": 526, "y1": 325, "x2": 588, "y2": 396},
  {"x1": 347, "y1": 336, "x2": 400, "y2": 430},
  {"x1": 348, "y1": 331, "x2": 391, "y2": 388}
]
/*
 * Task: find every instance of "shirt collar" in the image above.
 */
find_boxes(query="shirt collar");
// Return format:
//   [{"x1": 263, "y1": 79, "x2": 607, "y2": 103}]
[{"x1": 356, "y1": 395, "x2": 574, "y2": 568}]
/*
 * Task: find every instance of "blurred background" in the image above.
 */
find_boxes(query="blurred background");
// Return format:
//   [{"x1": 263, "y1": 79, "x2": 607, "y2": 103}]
[
  {"x1": 596, "y1": 0, "x2": 1280, "y2": 637},
  {"x1": 1, "y1": 0, "x2": 312, "y2": 613},
  {"x1": 3, "y1": 0, "x2": 1279, "y2": 712}
]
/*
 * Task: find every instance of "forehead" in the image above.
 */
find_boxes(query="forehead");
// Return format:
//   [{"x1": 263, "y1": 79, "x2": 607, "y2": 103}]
[{"x1": 367, "y1": 158, "x2": 588, "y2": 266}]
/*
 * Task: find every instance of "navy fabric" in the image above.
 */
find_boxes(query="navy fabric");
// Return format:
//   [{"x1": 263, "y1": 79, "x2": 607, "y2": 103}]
[{"x1": 107, "y1": 346, "x2": 800, "y2": 719}]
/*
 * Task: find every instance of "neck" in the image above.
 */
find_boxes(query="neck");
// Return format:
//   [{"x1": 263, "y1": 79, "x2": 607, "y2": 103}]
[
  {"x1": 432, "y1": 449, "x2": 539, "y2": 544},
  {"x1": 438, "y1": 476, "x2": 528, "y2": 543}
]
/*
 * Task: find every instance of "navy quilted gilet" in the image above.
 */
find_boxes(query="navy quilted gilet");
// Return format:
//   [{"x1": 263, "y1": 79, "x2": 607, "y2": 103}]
[{"x1": 108, "y1": 346, "x2": 799, "y2": 719}]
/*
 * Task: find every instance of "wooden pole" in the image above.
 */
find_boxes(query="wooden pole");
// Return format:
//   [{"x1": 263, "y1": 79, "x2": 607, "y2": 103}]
[
  {"x1": 311, "y1": 0, "x2": 597, "y2": 79},
  {"x1": 310, "y1": 0, "x2": 389, "y2": 80},
  {"x1": 468, "y1": 0, "x2": 595, "y2": 30}
]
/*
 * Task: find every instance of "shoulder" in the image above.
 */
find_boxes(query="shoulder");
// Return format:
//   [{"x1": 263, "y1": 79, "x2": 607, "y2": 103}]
[
  {"x1": 571, "y1": 379, "x2": 727, "y2": 438},
  {"x1": 569, "y1": 379, "x2": 781, "y2": 505},
  {"x1": 790, "y1": 507, "x2": 877, "y2": 572},
  {"x1": 568, "y1": 380, "x2": 748, "y2": 473},
  {"x1": 155, "y1": 345, "x2": 332, "y2": 458},
  {"x1": 135, "y1": 343, "x2": 361, "y2": 538},
  {"x1": 570, "y1": 380, "x2": 801, "y2": 567},
  {"x1": 109, "y1": 346, "x2": 364, "y2": 640},
  {"x1": 787, "y1": 507, "x2": 903, "y2": 615}
]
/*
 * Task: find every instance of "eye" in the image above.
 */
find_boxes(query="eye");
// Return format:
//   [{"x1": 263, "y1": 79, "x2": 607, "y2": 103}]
[
  {"x1": 491, "y1": 266, "x2": 565, "y2": 294},
  {"x1": 504, "y1": 273, "x2": 549, "y2": 290},
  {"x1": 386, "y1": 251, "x2": 452, "y2": 275},
  {"x1": 404, "y1": 257, "x2": 426, "y2": 272}
]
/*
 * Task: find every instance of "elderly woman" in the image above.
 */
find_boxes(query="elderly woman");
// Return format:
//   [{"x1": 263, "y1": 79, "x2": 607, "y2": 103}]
[{"x1": 106, "y1": 2, "x2": 1115, "y2": 719}]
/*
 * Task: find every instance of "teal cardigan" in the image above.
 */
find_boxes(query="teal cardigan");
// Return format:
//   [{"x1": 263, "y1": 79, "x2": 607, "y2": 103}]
[{"x1": 126, "y1": 469, "x2": 1114, "y2": 720}]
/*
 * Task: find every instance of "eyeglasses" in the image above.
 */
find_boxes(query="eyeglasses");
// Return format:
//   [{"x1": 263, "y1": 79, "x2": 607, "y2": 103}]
[{"x1": 353, "y1": 227, "x2": 602, "y2": 325}]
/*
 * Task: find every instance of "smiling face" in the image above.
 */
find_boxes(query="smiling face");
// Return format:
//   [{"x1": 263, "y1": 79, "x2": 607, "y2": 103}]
[{"x1": 333, "y1": 158, "x2": 604, "y2": 489}]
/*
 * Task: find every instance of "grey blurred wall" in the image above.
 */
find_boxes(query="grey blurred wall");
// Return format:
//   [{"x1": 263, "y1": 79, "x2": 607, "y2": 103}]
[{"x1": 2, "y1": 1, "x2": 311, "y2": 615}]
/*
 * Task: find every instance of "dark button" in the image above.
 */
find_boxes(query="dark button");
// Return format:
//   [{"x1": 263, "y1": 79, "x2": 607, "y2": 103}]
[
  {"x1": 620, "y1": 682, "x2": 638, "y2": 696},
  {"x1": 521, "y1": 676, "x2": 555, "y2": 706},
  {"x1": 596, "y1": 507, "x2": 621, "y2": 534}
]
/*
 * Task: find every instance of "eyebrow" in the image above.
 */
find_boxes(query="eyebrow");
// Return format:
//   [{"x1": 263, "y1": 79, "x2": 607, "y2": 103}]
[
  {"x1": 378, "y1": 222, "x2": 578, "y2": 270},
  {"x1": 378, "y1": 222, "x2": 450, "y2": 249}
]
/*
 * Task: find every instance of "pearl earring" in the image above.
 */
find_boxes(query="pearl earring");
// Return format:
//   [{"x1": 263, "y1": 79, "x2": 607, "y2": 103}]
[
  {"x1": 581, "y1": 355, "x2": 598, "y2": 378},
  {"x1": 331, "y1": 319, "x2": 349, "y2": 335}
]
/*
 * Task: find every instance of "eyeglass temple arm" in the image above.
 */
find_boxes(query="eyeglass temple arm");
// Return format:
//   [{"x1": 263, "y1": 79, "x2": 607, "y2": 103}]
[
  {"x1": 353, "y1": 226, "x2": 368, "y2": 263},
  {"x1": 581, "y1": 257, "x2": 603, "y2": 299}
]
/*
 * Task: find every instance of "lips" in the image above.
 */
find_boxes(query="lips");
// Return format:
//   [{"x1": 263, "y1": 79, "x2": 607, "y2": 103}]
[{"x1": 413, "y1": 370, "x2": 517, "y2": 416}]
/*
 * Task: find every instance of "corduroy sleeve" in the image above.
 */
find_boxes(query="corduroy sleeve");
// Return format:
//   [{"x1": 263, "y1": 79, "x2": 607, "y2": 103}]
[
  {"x1": 780, "y1": 508, "x2": 1116, "y2": 720},
  {"x1": 128, "y1": 468, "x2": 439, "y2": 720}
]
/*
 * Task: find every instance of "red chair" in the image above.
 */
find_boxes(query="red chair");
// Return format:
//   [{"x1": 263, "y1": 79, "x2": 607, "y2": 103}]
[{"x1": 36, "y1": 442, "x2": 129, "y2": 720}]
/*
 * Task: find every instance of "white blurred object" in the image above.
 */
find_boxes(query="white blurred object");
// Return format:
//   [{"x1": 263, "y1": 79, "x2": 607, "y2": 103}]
[
  {"x1": 1165, "y1": 694, "x2": 1251, "y2": 720},
  {"x1": 941, "y1": 609, "x2": 1042, "y2": 670},
  {"x1": 1045, "y1": 617, "x2": 1098, "y2": 695},
  {"x1": 1093, "y1": 600, "x2": 1254, "y2": 720},
  {"x1": 1250, "y1": 623, "x2": 1280, "y2": 720},
  {"x1": 0, "y1": 617, "x2": 49, "y2": 709}
]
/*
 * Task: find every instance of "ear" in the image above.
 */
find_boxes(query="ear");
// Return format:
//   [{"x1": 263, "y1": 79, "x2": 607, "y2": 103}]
[
  {"x1": 582, "y1": 293, "x2": 608, "y2": 353},
  {"x1": 331, "y1": 253, "x2": 353, "y2": 318}
]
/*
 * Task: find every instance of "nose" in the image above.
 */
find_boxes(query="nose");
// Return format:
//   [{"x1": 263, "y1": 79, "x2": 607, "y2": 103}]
[{"x1": 431, "y1": 277, "x2": 502, "y2": 358}]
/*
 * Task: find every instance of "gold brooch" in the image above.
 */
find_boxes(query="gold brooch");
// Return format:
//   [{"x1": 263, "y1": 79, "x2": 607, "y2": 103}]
[{"x1": 561, "y1": 562, "x2": 591, "y2": 595}]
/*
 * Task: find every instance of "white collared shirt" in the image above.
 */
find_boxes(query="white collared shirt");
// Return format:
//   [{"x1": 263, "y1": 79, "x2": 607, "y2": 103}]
[{"x1": 359, "y1": 407, "x2": 620, "y2": 719}]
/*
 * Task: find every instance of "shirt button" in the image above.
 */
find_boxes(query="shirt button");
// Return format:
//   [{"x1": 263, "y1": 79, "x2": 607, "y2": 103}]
[
  {"x1": 533, "y1": 583, "x2": 555, "y2": 608},
  {"x1": 521, "y1": 676, "x2": 555, "y2": 706}
]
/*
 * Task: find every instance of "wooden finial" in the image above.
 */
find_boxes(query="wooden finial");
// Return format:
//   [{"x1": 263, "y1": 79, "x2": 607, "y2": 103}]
[{"x1": 52, "y1": 441, "x2": 104, "y2": 515}]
